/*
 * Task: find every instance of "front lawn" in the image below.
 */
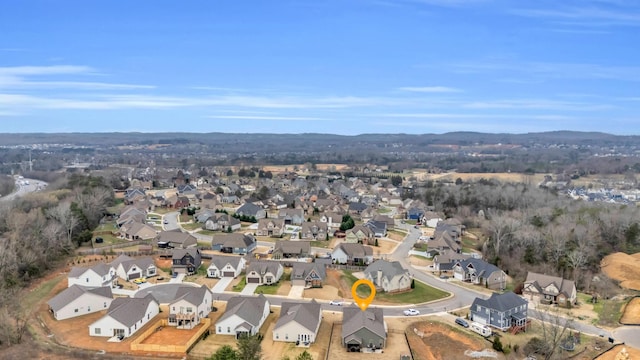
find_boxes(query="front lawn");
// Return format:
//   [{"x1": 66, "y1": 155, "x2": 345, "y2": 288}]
[
  {"x1": 343, "y1": 271, "x2": 449, "y2": 304},
  {"x1": 310, "y1": 240, "x2": 330, "y2": 248},
  {"x1": 256, "y1": 269, "x2": 291, "y2": 295},
  {"x1": 197, "y1": 229, "x2": 217, "y2": 236},
  {"x1": 232, "y1": 275, "x2": 247, "y2": 292},
  {"x1": 182, "y1": 222, "x2": 203, "y2": 231},
  {"x1": 592, "y1": 298, "x2": 624, "y2": 326}
]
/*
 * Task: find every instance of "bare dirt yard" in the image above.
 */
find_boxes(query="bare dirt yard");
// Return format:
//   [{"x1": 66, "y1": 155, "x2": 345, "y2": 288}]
[
  {"x1": 304, "y1": 285, "x2": 340, "y2": 301},
  {"x1": 407, "y1": 320, "x2": 499, "y2": 360},
  {"x1": 620, "y1": 297, "x2": 640, "y2": 325},
  {"x1": 601, "y1": 252, "x2": 640, "y2": 290},
  {"x1": 596, "y1": 344, "x2": 640, "y2": 360},
  {"x1": 372, "y1": 238, "x2": 398, "y2": 255}
]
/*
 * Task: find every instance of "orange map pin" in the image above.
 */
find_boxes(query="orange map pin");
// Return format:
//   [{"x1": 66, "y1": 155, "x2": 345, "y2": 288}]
[{"x1": 351, "y1": 279, "x2": 376, "y2": 311}]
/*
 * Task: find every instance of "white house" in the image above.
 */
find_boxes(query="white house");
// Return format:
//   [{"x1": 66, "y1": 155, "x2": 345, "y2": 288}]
[
  {"x1": 207, "y1": 255, "x2": 246, "y2": 278},
  {"x1": 111, "y1": 255, "x2": 157, "y2": 281},
  {"x1": 67, "y1": 263, "x2": 117, "y2": 288},
  {"x1": 168, "y1": 285, "x2": 213, "y2": 329},
  {"x1": 246, "y1": 261, "x2": 284, "y2": 285},
  {"x1": 216, "y1": 295, "x2": 270, "y2": 338},
  {"x1": 48, "y1": 285, "x2": 113, "y2": 321},
  {"x1": 272, "y1": 300, "x2": 322, "y2": 344},
  {"x1": 89, "y1": 294, "x2": 159, "y2": 338}
]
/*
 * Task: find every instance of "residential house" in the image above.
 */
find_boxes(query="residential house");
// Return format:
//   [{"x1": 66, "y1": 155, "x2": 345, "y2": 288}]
[
  {"x1": 89, "y1": 294, "x2": 159, "y2": 338},
  {"x1": 432, "y1": 253, "x2": 470, "y2": 272},
  {"x1": 342, "y1": 306, "x2": 386, "y2": 352},
  {"x1": 235, "y1": 202, "x2": 266, "y2": 220},
  {"x1": 171, "y1": 248, "x2": 202, "y2": 275},
  {"x1": 155, "y1": 230, "x2": 198, "y2": 249},
  {"x1": 256, "y1": 218, "x2": 285, "y2": 237},
  {"x1": 117, "y1": 206, "x2": 146, "y2": 227},
  {"x1": 523, "y1": 272, "x2": 577, "y2": 306},
  {"x1": 364, "y1": 260, "x2": 411, "y2": 293},
  {"x1": 406, "y1": 207, "x2": 425, "y2": 221},
  {"x1": 278, "y1": 208, "x2": 305, "y2": 225},
  {"x1": 165, "y1": 195, "x2": 190, "y2": 209},
  {"x1": 373, "y1": 215, "x2": 394, "y2": 230},
  {"x1": 291, "y1": 262, "x2": 326, "y2": 288},
  {"x1": 320, "y1": 212, "x2": 342, "y2": 231},
  {"x1": 273, "y1": 300, "x2": 322, "y2": 344},
  {"x1": 470, "y1": 292, "x2": 528, "y2": 332},
  {"x1": 332, "y1": 243, "x2": 374, "y2": 265},
  {"x1": 246, "y1": 261, "x2": 284, "y2": 285},
  {"x1": 119, "y1": 222, "x2": 157, "y2": 240},
  {"x1": 124, "y1": 188, "x2": 146, "y2": 205},
  {"x1": 207, "y1": 255, "x2": 246, "y2": 278},
  {"x1": 168, "y1": 285, "x2": 213, "y2": 329},
  {"x1": 110, "y1": 255, "x2": 157, "y2": 281},
  {"x1": 348, "y1": 202, "x2": 368, "y2": 216},
  {"x1": 177, "y1": 183, "x2": 197, "y2": 195},
  {"x1": 365, "y1": 220, "x2": 387, "y2": 238},
  {"x1": 299, "y1": 221, "x2": 328, "y2": 240},
  {"x1": 211, "y1": 233, "x2": 257, "y2": 254},
  {"x1": 68, "y1": 263, "x2": 117, "y2": 288},
  {"x1": 48, "y1": 285, "x2": 113, "y2": 320},
  {"x1": 205, "y1": 213, "x2": 241, "y2": 232},
  {"x1": 216, "y1": 295, "x2": 270, "y2": 338},
  {"x1": 345, "y1": 225, "x2": 375, "y2": 245},
  {"x1": 453, "y1": 258, "x2": 507, "y2": 290},
  {"x1": 272, "y1": 240, "x2": 311, "y2": 259}
]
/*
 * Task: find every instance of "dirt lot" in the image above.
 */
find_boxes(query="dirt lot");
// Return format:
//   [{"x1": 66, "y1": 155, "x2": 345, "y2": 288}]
[
  {"x1": 596, "y1": 344, "x2": 640, "y2": 360},
  {"x1": 372, "y1": 238, "x2": 398, "y2": 255},
  {"x1": 620, "y1": 297, "x2": 640, "y2": 325},
  {"x1": 601, "y1": 252, "x2": 640, "y2": 290},
  {"x1": 407, "y1": 320, "x2": 498, "y2": 360},
  {"x1": 139, "y1": 322, "x2": 205, "y2": 345},
  {"x1": 304, "y1": 285, "x2": 341, "y2": 301}
]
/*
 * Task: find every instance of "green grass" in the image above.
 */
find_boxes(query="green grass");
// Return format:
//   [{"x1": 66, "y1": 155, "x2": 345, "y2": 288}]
[
  {"x1": 592, "y1": 299, "x2": 624, "y2": 326},
  {"x1": 413, "y1": 243, "x2": 429, "y2": 251},
  {"x1": 310, "y1": 240, "x2": 330, "y2": 248},
  {"x1": 197, "y1": 241, "x2": 212, "y2": 248},
  {"x1": 232, "y1": 275, "x2": 247, "y2": 292},
  {"x1": 92, "y1": 233, "x2": 128, "y2": 247},
  {"x1": 404, "y1": 219, "x2": 417, "y2": 225},
  {"x1": 197, "y1": 229, "x2": 217, "y2": 236},
  {"x1": 23, "y1": 275, "x2": 62, "y2": 310},
  {"x1": 182, "y1": 222, "x2": 203, "y2": 231},
  {"x1": 377, "y1": 208, "x2": 392, "y2": 214},
  {"x1": 411, "y1": 255, "x2": 430, "y2": 260},
  {"x1": 342, "y1": 271, "x2": 449, "y2": 304}
]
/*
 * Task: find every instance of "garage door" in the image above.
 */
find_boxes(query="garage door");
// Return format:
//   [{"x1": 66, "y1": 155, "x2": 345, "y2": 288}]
[
  {"x1": 129, "y1": 272, "x2": 141, "y2": 280},
  {"x1": 247, "y1": 277, "x2": 260, "y2": 283},
  {"x1": 223, "y1": 271, "x2": 235, "y2": 277}
]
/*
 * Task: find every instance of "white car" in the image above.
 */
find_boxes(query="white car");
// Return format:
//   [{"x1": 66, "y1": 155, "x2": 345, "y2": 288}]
[
  {"x1": 329, "y1": 300, "x2": 344, "y2": 306},
  {"x1": 403, "y1": 308, "x2": 420, "y2": 316}
]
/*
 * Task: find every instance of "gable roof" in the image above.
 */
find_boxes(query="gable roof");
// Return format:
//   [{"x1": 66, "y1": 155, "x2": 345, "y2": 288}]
[
  {"x1": 106, "y1": 294, "x2": 158, "y2": 327},
  {"x1": 209, "y1": 255, "x2": 244, "y2": 270},
  {"x1": 364, "y1": 260, "x2": 409, "y2": 281},
  {"x1": 212, "y1": 233, "x2": 256, "y2": 248},
  {"x1": 48, "y1": 285, "x2": 112, "y2": 312},
  {"x1": 455, "y1": 258, "x2": 502, "y2": 277},
  {"x1": 247, "y1": 261, "x2": 282, "y2": 275},
  {"x1": 342, "y1": 305, "x2": 386, "y2": 339},
  {"x1": 525, "y1": 272, "x2": 575, "y2": 297},
  {"x1": 471, "y1": 291, "x2": 527, "y2": 312},
  {"x1": 236, "y1": 202, "x2": 262, "y2": 216},
  {"x1": 348, "y1": 202, "x2": 368, "y2": 211},
  {"x1": 348, "y1": 224, "x2": 374, "y2": 237},
  {"x1": 119, "y1": 257, "x2": 155, "y2": 273},
  {"x1": 110, "y1": 254, "x2": 134, "y2": 269},
  {"x1": 334, "y1": 243, "x2": 373, "y2": 258},
  {"x1": 69, "y1": 262, "x2": 113, "y2": 278},
  {"x1": 217, "y1": 295, "x2": 269, "y2": 327},
  {"x1": 274, "y1": 240, "x2": 310, "y2": 255},
  {"x1": 291, "y1": 262, "x2": 326, "y2": 281},
  {"x1": 156, "y1": 230, "x2": 197, "y2": 246},
  {"x1": 171, "y1": 284, "x2": 211, "y2": 307},
  {"x1": 172, "y1": 248, "x2": 201, "y2": 260},
  {"x1": 275, "y1": 300, "x2": 321, "y2": 333}
]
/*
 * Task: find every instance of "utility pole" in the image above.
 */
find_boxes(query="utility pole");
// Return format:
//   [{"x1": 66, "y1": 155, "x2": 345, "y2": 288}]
[{"x1": 29, "y1": 149, "x2": 33, "y2": 172}]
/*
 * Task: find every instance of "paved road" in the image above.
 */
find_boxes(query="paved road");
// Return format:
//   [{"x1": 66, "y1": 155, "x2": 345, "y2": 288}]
[
  {"x1": 613, "y1": 326, "x2": 640, "y2": 349},
  {"x1": 162, "y1": 211, "x2": 180, "y2": 231},
  {"x1": 0, "y1": 178, "x2": 46, "y2": 202}
]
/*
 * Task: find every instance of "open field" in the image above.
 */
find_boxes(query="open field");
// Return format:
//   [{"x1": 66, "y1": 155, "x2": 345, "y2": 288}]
[
  {"x1": 601, "y1": 252, "x2": 640, "y2": 291},
  {"x1": 407, "y1": 320, "x2": 496, "y2": 360},
  {"x1": 620, "y1": 297, "x2": 640, "y2": 325}
]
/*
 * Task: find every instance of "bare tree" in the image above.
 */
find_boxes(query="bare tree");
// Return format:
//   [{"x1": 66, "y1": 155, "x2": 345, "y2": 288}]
[
  {"x1": 486, "y1": 211, "x2": 520, "y2": 256},
  {"x1": 526, "y1": 309, "x2": 575, "y2": 360},
  {"x1": 75, "y1": 186, "x2": 112, "y2": 228},
  {"x1": 46, "y1": 202, "x2": 79, "y2": 247}
]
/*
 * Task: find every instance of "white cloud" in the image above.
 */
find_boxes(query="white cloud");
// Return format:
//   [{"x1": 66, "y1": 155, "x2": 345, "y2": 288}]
[
  {"x1": 0, "y1": 65, "x2": 92, "y2": 76},
  {"x1": 206, "y1": 115, "x2": 326, "y2": 121}
]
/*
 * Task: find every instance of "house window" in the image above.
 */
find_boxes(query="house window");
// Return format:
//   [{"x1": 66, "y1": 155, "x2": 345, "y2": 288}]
[
  {"x1": 187, "y1": 307, "x2": 193, "y2": 313},
  {"x1": 172, "y1": 306, "x2": 175, "y2": 311},
  {"x1": 104, "y1": 302, "x2": 107, "y2": 308},
  {"x1": 87, "y1": 306, "x2": 91, "y2": 312},
  {"x1": 94, "y1": 328, "x2": 101, "y2": 335},
  {"x1": 74, "y1": 309, "x2": 78, "y2": 313},
  {"x1": 218, "y1": 327, "x2": 221, "y2": 332},
  {"x1": 86, "y1": 278, "x2": 89, "y2": 282},
  {"x1": 276, "y1": 333, "x2": 279, "y2": 339},
  {"x1": 227, "y1": 327, "x2": 230, "y2": 333},
  {"x1": 285, "y1": 334, "x2": 288, "y2": 340}
]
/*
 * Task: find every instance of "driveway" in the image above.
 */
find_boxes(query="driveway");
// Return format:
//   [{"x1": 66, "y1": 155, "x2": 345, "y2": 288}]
[
  {"x1": 170, "y1": 273, "x2": 186, "y2": 283},
  {"x1": 288, "y1": 285, "x2": 305, "y2": 299},
  {"x1": 240, "y1": 283, "x2": 259, "y2": 295},
  {"x1": 212, "y1": 277, "x2": 234, "y2": 293}
]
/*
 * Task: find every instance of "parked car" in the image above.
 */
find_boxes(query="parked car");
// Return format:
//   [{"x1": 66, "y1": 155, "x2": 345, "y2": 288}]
[
  {"x1": 95, "y1": 237, "x2": 104, "y2": 243},
  {"x1": 329, "y1": 300, "x2": 344, "y2": 306},
  {"x1": 439, "y1": 275, "x2": 449, "y2": 280},
  {"x1": 132, "y1": 278, "x2": 146, "y2": 284},
  {"x1": 455, "y1": 318, "x2": 469, "y2": 328},
  {"x1": 163, "y1": 219, "x2": 169, "y2": 224},
  {"x1": 403, "y1": 309, "x2": 420, "y2": 316}
]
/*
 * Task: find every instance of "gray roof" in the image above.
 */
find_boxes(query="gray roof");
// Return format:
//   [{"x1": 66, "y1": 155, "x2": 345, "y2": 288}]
[
  {"x1": 335, "y1": 243, "x2": 373, "y2": 258},
  {"x1": 172, "y1": 248, "x2": 201, "y2": 261},
  {"x1": 171, "y1": 284, "x2": 211, "y2": 307},
  {"x1": 156, "y1": 230, "x2": 197, "y2": 247},
  {"x1": 456, "y1": 258, "x2": 502, "y2": 278},
  {"x1": 471, "y1": 291, "x2": 527, "y2": 312},
  {"x1": 275, "y1": 300, "x2": 321, "y2": 333},
  {"x1": 247, "y1": 261, "x2": 282, "y2": 276},
  {"x1": 217, "y1": 295, "x2": 269, "y2": 327},
  {"x1": 119, "y1": 257, "x2": 155, "y2": 273},
  {"x1": 274, "y1": 240, "x2": 310, "y2": 255},
  {"x1": 48, "y1": 285, "x2": 113, "y2": 312},
  {"x1": 68, "y1": 262, "x2": 113, "y2": 278},
  {"x1": 291, "y1": 262, "x2": 326, "y2": 281},
  {"x1": 106, "y1": 294, "x2": 158, "y2": 327},
  {"x1": 110, "y1": 254, "x2": 134, "y2": 269},
  {"x1": 236, "y1": 202, "x2": 262, "y2": 216},
  {"x1": 212, "y1": 233, "x2": 256, "y2": 248},
  {"x1": 525, "y1": 272, "x2": 576, "y2": 297},
  {"x1": 209, "y1": 255, "x2": 244, "y2": 271},
  {"x1": 364, "y1": 260, "x2": 408, "y2": 281},
  {"x1": 342, "y1": 305, "x2": 386, "y2": 340}
]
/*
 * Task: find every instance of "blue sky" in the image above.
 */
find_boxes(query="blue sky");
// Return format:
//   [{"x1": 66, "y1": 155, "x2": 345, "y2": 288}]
[{"x1": 0, "y1": 0, "x2": 638, "y2": 135}]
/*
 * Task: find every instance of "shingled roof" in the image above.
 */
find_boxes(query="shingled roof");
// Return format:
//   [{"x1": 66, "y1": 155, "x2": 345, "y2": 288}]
[
  {"x1": 342, "y1": 305, "x2": 386, "y2": 341},
  {"x1": 106, "y1": 294, "x2": 158, "y2": 328},
  {"x1": 217, "y1": 295, "x2": 269, "y2": 328},
  {"x1": 47, "y1": 285, "x2": 113, "y2": 312},
  {"x1": 274, "y1": 300, "x2": 321, "y2": 333}
]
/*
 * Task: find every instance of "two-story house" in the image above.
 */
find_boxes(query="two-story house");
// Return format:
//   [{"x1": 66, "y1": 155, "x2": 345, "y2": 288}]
[
  {"x1": 167, "y1": 285, "x2": 213, "y2": 329},
  {"x1": 256, "y1": 218, "x2": 286, "y2": 237},
  {"x1": 470, "y1": 292, "x2": 528, "y2": 332},
  {"x1": 171, "y1": 248, "x2": 202, "y2": 275},
  {"x1": 300, "y1": 221, "x2": 328, "y2": 240},
  {"x1": 523, "y1": 272, "x2": 577, "y2": 307},
  {"x1": 452, "y1": 258, "x2": 507, "y2": 290}
]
